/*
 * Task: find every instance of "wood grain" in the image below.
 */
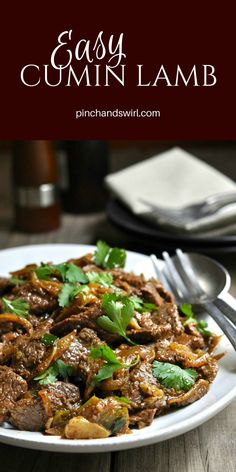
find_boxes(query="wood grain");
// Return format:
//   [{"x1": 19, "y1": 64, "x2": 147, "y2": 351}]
[
  {"x1": 0, "y1": 444, "x2": 111, "y2": 472},
  {"x1": 113, "y1": 401, "x2": 236, "y2": 472}
]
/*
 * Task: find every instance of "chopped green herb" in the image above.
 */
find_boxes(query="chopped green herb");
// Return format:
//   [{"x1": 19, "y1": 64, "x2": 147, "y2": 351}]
[
  {"x1": 196, "y1": 320, "x2": 211, "y2": 337},
  {"x1": 35, "y1": 262, "x2": 88, "y2": 284},
  {"x1": 9, "y1": 277, "x2": 25, "y2": 286},
  {"x1": 94, "y1": 241, "x2": 126, "y2": 269},
  {"x1": 90, "y1": 345, "x2": 139, "y2": 385},
  {"x1": 113, "y1": 396, "x2": 132, "y2": 405},
  {"x1": 152, "y1": 360, "x2": 198, "y2": 391},
  {"x1": 97, "y1": 294, "x2": 135, "y2": 345},
  {"x1": 130, "y1": 295, "x2": 157, "y2": 313},
  {"x1": 180, "y1": 303, "x2": 211, "y2": 337},
  {"x1": 2, "y1": 297, "x2": 29, "y2": 319},
  {"x1": 34, "y1": 359, "x2": 74, "y2": 385},
  {"x1": 94, "y1": 240, "x2": 110, "y2": 267},
  {"x1": 56, "y1": 359, "x2": 74, "y2": 379},
  {"x1": 86, "y1": 271, "x2": 113, "y2": 288},
  {"x1": 90, "y1": 344, "x2": 123, "y2": 385},
  {"x1": 92, "y1": 363, "x2": 120, "y2": 385},
  {"x1": 105, "y1": 247, "x2": 126, "y2": 269},
  {"x1": 90, "y1": 344, "x2": 120, "y2": 364},
  {"x1": 54, "y1": 263, "x2": 69, "y2": 281},
  {"x1": 34, "y1": 365, "x2": 58, "y2": 385},
  {"x1": 63, "y1": 263, "x2": 88, "y2": 284},
  {"x1": 180, "y1": 303, "x2": 196, "y2": 325},
  {"x1": 41, "y1": 333, "x2": 59, "y2": 346},
  {"x1": 35, "y1": 264, "x2": 55, "y2": 280},
  {"x1": 58, "y1": 283, "x2": 89, "y2": 308}
]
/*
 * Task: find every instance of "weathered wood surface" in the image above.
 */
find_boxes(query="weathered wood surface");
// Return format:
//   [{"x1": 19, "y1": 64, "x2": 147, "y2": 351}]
[{"x1": 0, "y1": 213, "x2": 236, "y2": 472}]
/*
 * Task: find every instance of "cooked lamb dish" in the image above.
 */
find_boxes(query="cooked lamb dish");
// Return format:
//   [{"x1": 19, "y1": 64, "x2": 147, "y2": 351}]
[{"x1": 0, "y1": 241, "x2": 221, "y2": 439}]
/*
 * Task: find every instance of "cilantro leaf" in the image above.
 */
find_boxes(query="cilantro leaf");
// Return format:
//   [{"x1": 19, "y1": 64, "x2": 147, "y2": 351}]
[
  {"x1": 86, "y1": 271, "x2": 113, "y2": 288},
  {"x1": 180, "y1": 303, "x2": 211, "y2": 337},
  {"x1": 105, "y1": 247, "x2": 126, "y2": 269},
  {"x1": 113, "y1": 396, "x2": 132, "y2": 405},
  {"x1": 2, "y1": 297, "x2": 29, "y2": 318},
  {"x1": 180, "y1": 303, "x2": 196, "y2": 325},
  {"x1": 9, "y1": 277, "x2": 25, "y2": 286},
  {"x1": 58, "y1": 283, "x2": 76, "y2": 307},
  {"x1": 35, "y1": 262, "x2": 88, "y2": 284},
  {"x1": 94, "y1": 241, "x2": 110, "y2": 267},
  {"x1": 90, "y1": 344, "x2": 121, "y2": 365},
  {"x1": 63, "y1": 263, "x2": 88, "y2": 284},
  {"x1": 34, "y1": 359, "x2": 73, "y2": 385},
  {"x1": 92, "y1": 363, "x2": 120, "y2": 385},
  {"x1": 58, "y1": 283, "x2": 89, "y2": 308},
  {"x1": 97, "y1": 294, "x2": 135, "y2": 344},
  {"x1": 152, "y1": 361, "x2": 198, "y2": 391},
  {"x1": 56, "y1": 359, "x2": 74, "y2": 379},
  {"x1": 34, "y1": 365, "x2": 58, "y2": 385},
  {"x1": 53, "y1": 263, "x2": 68, "y2": 281},
  {"x1": 94, "y1": 241, "x2": 126, "y2": 269},
  {"x1": 90, "y1": 344, "x2": 122, "y2": 385},
  {"x1": 130, "y1": 295, "x2": 157, "y2": 313},
  {"x1": 35, "y1": 264, "x2": 55, "y2": 280},
  {"x1": 41, "y1": 333, "x2": 59, "y2": 346},
  {"x1": 196, "y1": 320, "x2": 211, "y2": 337}
]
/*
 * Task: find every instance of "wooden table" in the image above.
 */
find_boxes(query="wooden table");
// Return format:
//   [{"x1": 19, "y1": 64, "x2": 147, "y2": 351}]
[{"x1": 0, "y1": 213, "x2": 236, "y2": 472}]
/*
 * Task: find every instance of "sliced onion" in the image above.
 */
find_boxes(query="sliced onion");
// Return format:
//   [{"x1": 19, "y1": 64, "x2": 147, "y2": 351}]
[
  {"x1": 52, "y1": 330, "x2": 77, "y2": 362},
  {"x1": 0, "y1": 313, "x2": 32, "y2": 333}
]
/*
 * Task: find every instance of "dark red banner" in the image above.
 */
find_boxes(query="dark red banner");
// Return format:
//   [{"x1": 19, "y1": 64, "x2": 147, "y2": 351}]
[{"x1": 1, "y1": 1, "x2": 235, "y2": 140}]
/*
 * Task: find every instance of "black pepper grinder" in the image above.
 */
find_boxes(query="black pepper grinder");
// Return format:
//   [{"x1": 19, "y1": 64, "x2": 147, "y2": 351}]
[{"x1": 12, "y1": 140, "x2": 61, "y2": 232}]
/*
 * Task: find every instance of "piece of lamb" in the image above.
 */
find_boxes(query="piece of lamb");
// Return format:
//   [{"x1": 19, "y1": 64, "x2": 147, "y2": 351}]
[
  {"x1": 0, "y1": 365, "x2": 28, "y2": 423},
  {"x1": 9, "y1": 381, "x2": 80, "y2": 431}
]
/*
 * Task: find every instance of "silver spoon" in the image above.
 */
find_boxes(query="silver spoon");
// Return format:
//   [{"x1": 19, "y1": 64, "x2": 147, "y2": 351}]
[{"x1": 165, "y1": 252, "x2": 236, "y2": 325}]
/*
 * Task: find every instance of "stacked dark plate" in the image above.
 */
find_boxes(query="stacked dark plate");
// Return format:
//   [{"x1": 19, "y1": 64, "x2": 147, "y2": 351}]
[{"x1": 107, "y1": 199, "x2": 236, "y2": 255}]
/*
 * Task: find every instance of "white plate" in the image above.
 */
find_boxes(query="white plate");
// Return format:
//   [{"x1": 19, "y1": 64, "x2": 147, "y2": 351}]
[{"x1": 0, "y1": 243, "x2": 236, "y2": 453}]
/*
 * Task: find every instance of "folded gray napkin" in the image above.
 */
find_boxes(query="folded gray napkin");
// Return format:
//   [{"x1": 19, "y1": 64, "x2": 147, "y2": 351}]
[{"x1": 105, "y1": 147, "x2": 236, "y2": 236}]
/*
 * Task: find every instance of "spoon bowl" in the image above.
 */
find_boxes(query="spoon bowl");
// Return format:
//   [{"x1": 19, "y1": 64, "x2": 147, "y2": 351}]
[{"x1": 170, "y1": 252, "x2": 231, "y2": 302}]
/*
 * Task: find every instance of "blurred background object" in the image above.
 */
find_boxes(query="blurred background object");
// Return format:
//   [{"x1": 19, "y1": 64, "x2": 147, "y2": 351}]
[
  {"x1": 0, "y1": 140, "x2": 236, "y2": 255},
  {"x1": 57, "y1": 140, "x2": 109, "y2": 213},
  {"x1": 12, "y1": 141, "x2": 61, "y2": 233}
]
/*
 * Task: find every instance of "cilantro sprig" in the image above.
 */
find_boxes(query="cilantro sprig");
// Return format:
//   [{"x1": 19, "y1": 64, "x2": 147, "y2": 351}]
[
  {"x1": 34, "y1": 359, "x2": 74, "y2": 385},
  {"x1": 152, "y1": 361, "x2": 198, "y2": 391},
  {"x1": 2, "y1": 297, "x2": 29, "y2": 319},
  {"x1": 180, "y1": 303, "x2": 211, "y2": 337},
  {"x1": 58, "y1": 284, "x2": 89, "y2": 308},
  {"x1": 90, "y1": 344, "x2": 123, "y2": 385},
  {"x1": 86, "y1": 271, "x2": 113, "y2": 288},
  {"x1": 196, "y1": 320, "x2": 212, "y2": 337},
  {"x1": 180, "y1": 304, "x2": 196, "y2": 325},
  {"x1": 94, "y1": 241, "x2": 126, "y2": 269},
  {"x1": 9, "y1": 277, "x2": 25, "y2": 286},
  {"x1": 35, "y1": 262, "x2": 88, "y2": 284},
  {"x1": 90, "y1": 344, "x2": 139, "y2": 385},
  {"x1": 97, "y1": 294, "x2": 135, "y2": 344},
  {"x1": 130, "y1": 295, "x2": 157, "y2": 313}
]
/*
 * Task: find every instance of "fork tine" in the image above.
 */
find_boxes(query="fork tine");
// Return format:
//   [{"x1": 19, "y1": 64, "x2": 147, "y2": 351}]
[
  {"x1": 150, "y1": 254, "x2": 172, "y2": 293},
  {"x1": 162, "y1": 251, "x2": 190, "y2": 301},
  {"x1": 175, "y1": 248, "x2": 205, "y2": 300},
  {"x1": 174, "y1": 249, "x2": 236, "y2": 350}
]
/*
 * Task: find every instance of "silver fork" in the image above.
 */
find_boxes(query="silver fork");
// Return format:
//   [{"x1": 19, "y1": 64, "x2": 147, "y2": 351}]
[
  {"x1": 140, "y1": 191, "x2": 236, "y2": 224},
  {"x1": 151, "y1": 251, "x2": 236, "y2": 350}
]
